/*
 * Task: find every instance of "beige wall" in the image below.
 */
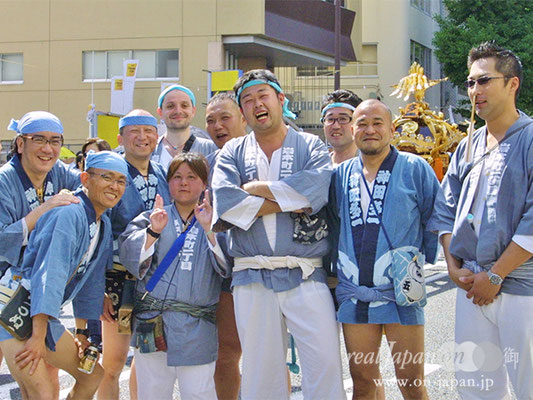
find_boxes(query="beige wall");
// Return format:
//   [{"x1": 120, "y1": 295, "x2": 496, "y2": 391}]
[
  {"x1": 0, "y1": 0, "x2": 266, "y2": 144},
  {"x1": 0, "y1": 0, "x2": 444, "y2": 145},
  {"x1": 348, "y1": 0, "x2": 443, "y2": 117}
]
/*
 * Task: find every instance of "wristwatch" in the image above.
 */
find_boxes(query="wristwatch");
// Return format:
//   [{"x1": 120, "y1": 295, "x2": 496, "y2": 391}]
[
  {"x1": 75, "y1": 328, "x2": 90, "y2": 337},
  {"x1": 487, "y1": 269, "x2": 503, "y2": 285}
]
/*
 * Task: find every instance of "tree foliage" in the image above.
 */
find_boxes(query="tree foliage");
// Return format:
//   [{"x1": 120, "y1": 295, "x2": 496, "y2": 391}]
[{"x1": 433, "y1": 0, "x2": 533, "y2": 116}]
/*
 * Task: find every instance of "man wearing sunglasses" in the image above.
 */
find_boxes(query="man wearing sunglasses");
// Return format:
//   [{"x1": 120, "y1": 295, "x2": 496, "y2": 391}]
[
  {"x1": 429, "y1": 42, "x2": 533, "y2": 398},
  {"x1": 321, "y1": 89, "x2": 362, "y2": 166}
]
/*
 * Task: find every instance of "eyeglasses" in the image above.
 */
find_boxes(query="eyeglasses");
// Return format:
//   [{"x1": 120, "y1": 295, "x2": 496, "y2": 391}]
[
  {"x1": 322, "y1": 115, "x2": 353, "y2": 126},
  {"x1": 88, "y1": 172, "x2": 128, "y2": 187},
  {"x1": 464, "y1": 76, "x2": 506, "y2": 89},
  {"x1": 22, "y1": 135, "x2": 63, "y2": 148}
]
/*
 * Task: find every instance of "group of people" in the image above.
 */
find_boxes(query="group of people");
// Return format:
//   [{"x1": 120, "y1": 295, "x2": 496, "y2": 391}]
[{"x1": 0, "y1": 40, "x2": 530, "y2": 400}]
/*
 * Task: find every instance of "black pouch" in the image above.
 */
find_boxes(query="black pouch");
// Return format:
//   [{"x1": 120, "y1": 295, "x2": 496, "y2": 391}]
[
  {"x1": 291, "y1": 208, "x2": 329, "y2": 244},
  {"x1": 105, "y1": 269, "x2": 127, "y2": 317},
  {"x1": 135, "y1": 314, "x2": 167, "y2": 353},
  {"x1": 0, "y1": 285, "x2": 32, "y2": 341}
]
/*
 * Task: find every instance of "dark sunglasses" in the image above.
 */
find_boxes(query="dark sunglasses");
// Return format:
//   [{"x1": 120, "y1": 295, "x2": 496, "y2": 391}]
[{"x1": 464, "y1": 76, "x2": 506, "y2": 89}]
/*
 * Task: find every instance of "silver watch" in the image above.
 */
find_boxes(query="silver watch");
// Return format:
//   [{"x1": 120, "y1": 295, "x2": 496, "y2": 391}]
[{"x1": 487, "y1": 269, "x2": 503, "y2": 285}]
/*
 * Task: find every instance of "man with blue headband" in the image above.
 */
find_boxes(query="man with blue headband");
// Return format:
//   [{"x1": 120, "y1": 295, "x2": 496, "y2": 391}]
[
  {"x1": 321, "y1": 89, "x2": 362, "y2": 166},
  {"x1": 0, "y1": 150, "x2": 127, "y2": 399},
  {"x1": 0, "y1": 111, "x2": 82, "y2": 283},
  {"x1": 153, "y1": 84, "x2": 216, "y2": 167},
  {"x1": 96, "y1": 109, "x2": 171, "y2": 399},
  {"x1": 0, "y1": 111, "x2": 81, "y2": 392},
  {"x1": 211, "y1": 69, "x2": 344, "y2": 399}
]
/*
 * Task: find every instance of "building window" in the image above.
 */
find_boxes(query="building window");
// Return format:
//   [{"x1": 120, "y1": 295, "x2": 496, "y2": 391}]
[
  {"x1": 410, "y1": 0, "x2": 431, "y2": 14},
  {"x1": 82, "y1": 50, "x2": 179, "y2": 81},
  {"x1": 410, "y1": 41, "x2": 431, "y2": 78},
  {"x1": 0, "y1": 53, "x2": 23, "y2": 83},
  {"x1": 296, "y1": 66, "x2": 333, "y2": 77}
]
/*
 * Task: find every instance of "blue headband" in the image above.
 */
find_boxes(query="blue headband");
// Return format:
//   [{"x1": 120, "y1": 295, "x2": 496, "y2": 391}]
[
  {"x1": 321, "y1": 102, "x2": 356, "y2": 116},
  {"x1": 7, "y1": 111, "x2": 63, "y2": 135},
  {"x1": 85, "y1": 150, "x2": 128, "y2": 177},
  {"x1": 235, "y1": 79, "x2": 297, "y2": 120},
  {"x1": 158, "y1": 85, "x2": 196, "y2": 108},
  {"x1": 119, "y1": 115, "x2": 158, "y2": 129}
]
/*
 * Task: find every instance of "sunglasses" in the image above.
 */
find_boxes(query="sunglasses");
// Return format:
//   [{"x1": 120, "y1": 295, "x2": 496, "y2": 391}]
[{"x1": 464, "y1": 76, "x2": 506, "y2": 89}]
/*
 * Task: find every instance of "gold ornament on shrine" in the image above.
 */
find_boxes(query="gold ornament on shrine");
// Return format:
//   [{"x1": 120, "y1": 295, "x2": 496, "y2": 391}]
[{"x1": 390, "y1": 62, "x2": 466, "y2": 180}]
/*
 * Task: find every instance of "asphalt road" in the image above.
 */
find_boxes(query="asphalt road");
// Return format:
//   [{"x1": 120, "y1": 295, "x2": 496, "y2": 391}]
[{"x1": 0, "y1": 260, "x2": 517, "y2": 399}]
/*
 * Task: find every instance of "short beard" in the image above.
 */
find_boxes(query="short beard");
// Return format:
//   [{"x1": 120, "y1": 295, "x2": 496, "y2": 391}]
[
  {"x1": 359, "y1": 144, "x2": 391, "y2": 157},
  {"x1": 359, "y1": 148, "x2": 380, "y2": 156}
]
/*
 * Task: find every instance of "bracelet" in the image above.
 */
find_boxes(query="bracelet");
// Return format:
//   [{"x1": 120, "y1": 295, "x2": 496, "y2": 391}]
[
  {"x1": 206, "y1": 230, "x2": 214, "y2": 235},
  {"x1": 75, "y1": 328, "x2": 90, "y2": 337},
  {"x1": 146, "y1": 227, "x2": 161, "y2": 239}
]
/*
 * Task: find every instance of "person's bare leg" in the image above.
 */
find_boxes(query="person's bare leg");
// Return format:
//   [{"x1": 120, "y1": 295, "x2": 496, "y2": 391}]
[
  {"x1": 45, "y1": 362, "x2": 60, "y2": 399},
  {"x1": 97, "y1": 321, "x2": 131, "y2": 400},
  {"x1": 384, "y1": 323, "x2": 428, "y2": 400},
  {"x1": 214, "y1": 291, "x2": 242, "y2": 400},
  {"x1": 343, "y1": 323, "x2": 385, "y2": 400},
  {"x1": 45, "y1": 331, "x2": 104, "y2": 399},
  {"x1": 0, "y1": 338, "x2": 56, "y2": 400},
  {"x1": 1, "y1": 331, "x2": 103, "y2": 400}
]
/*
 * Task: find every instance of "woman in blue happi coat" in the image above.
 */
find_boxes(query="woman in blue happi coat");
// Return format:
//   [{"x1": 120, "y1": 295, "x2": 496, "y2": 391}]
[{"x1": 119, "y1": 152, "x2": 228, "y2": 400}]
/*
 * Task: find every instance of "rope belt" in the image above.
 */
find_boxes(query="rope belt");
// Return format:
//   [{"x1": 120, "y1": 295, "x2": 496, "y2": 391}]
[
  {"x1": 233, "y1": 256, "x2": 322, "y2": 279},
  {"x1": 135, "y1": 291, "x2": 217, "y2": 324}
]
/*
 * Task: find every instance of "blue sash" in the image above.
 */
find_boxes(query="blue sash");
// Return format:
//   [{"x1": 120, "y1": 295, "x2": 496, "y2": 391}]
[
  {"x1": 145, "y1": 216, "x2": 197, "y2": 293},
  {"x1": 350, "y1": 146, "x2": 397, "y2": 322},
  {"x1": 127, "y1": 161, "x2": 159, "y2": 210},
  {"x1": 10, "y1": 155, "x2": 55, "y2": 210}
]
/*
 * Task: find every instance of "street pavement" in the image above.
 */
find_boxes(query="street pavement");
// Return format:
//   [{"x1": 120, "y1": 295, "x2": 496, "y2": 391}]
[{"x1": 0, "y1": 260, "x2": 516, "y2": 399}]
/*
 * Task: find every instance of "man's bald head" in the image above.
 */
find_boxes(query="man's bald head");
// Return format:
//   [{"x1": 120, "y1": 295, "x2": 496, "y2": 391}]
[{"x1": 354, "y1": 99, "x2": 393, "y2": 123}]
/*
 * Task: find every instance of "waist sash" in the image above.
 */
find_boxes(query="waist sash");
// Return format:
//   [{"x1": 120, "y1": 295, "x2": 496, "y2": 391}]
[
  {"x1": 135, "y1": 291, "x2": 216, "y2": 324},
  {"x1": 233, "y1": 256, "x2": 322, "y2": 279},
  {"x1": 463, "y1": 259, "x2": 533, "y2": 280}
]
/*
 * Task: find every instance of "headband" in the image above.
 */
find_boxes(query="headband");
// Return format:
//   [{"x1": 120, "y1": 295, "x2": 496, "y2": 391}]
[
  {"x1": 321, "y1": 102, "x2": 356, "y2": 116},
  {"x1": 119, "y1": 115, "x2": 158, "y2": 129},
  {"x1": 158, "y1": 84, "x2": 196, "y2": 108},
  {"x1": 7, "y1": 111, "x2": 63, "y2": 135},
  {"x1": 85, "y1": 150, "x2": 128, "y2": 177},
  {"x1": 235, "y1": 79, "x2": 297, "y2": 120}
]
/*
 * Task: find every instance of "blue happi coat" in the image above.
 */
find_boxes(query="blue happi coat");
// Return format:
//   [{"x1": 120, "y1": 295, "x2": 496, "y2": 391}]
[
  {"x1": 119, "y1": 204, "x2": 227, "y2": 366},
  {"x1": 111, "y1": 160, "x2": 170, "y2": 259},
  {"x1": 428, "y1": 111, "x2": 533, "y2": 295},
  {"x1": 212, "y1": 127, "x2": 332, "y2": 292},
  {"x1": 0, "y1": 190, "x2": 113, "y2": 348},
  {"x1": 0, "y1": 156, "x2": 80, "y2": 276},
  {"x1": 330, "y1": 148, "x2": 439, "y2": 324}
]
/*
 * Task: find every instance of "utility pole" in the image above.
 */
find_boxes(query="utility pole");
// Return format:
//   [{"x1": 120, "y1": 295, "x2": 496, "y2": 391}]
[{"x1": 334, "y1": 0, "x2": 341, "y2": 90}]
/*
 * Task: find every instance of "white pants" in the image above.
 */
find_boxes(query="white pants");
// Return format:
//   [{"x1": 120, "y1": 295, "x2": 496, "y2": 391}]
[
  {"x1": 134, "y1": 350, "x2": 216, "y2": 400},
  {"x1": 455, "y1": 289, "x2": 533, "y2": 400},
  {"x1": 234, "y1": 280, "x2": 345, "y2": 400}
]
